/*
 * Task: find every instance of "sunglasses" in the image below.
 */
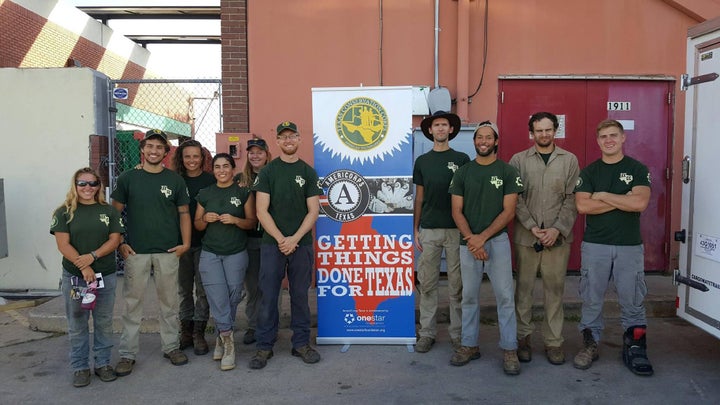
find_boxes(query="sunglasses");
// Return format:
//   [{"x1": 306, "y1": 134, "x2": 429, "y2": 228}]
[{"x1": 76, "y1": 180, "x2": 100, "y2": 187}]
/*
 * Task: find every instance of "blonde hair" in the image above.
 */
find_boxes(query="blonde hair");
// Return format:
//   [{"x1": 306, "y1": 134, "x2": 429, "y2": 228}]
[
  {"x1": 237, "y1": 138, "x2": 272, "y2": 187},
  {"x1": 59, "y1": 167, "x2": 106, "y2": 223}
]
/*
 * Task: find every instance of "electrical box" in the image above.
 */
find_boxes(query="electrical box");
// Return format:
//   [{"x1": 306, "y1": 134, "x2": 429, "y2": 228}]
[{"x1": 216, "y1": 132, "x2": 253, "y2": 168}]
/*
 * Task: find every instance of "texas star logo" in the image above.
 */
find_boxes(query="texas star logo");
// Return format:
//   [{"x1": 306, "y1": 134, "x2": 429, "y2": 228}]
[
  {"x1": 295, "y1": 176, "x2": 305, "y2": 187},
  {"x1": 447, "y1": 162, "x2": 459, "y2": 172},
  {"x1": 619, "y1": 173, "x2": 633, "y2": 184},
  {"x1": 230, "y1": 197, "x2": 241, "y2": 207},
  {"x1": 160, "y1": 185, "x2": 172, "y2": 198},
  {"x1": 490, "y1": 176, "x2": 503, "y2": 189},
  {"x1": 99, "y1": 214, "x2": 110, "y2": 226},
  {"x1": 647, "y1": 172, "x2": 652, "y2": 184},
  {"x1": 515, "y1": 176, "x2": 524, "y2": 187}
]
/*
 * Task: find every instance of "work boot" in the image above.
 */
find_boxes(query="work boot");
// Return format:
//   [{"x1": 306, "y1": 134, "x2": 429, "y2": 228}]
[
  {"x1": 249, "y1": 349, "x2": 274, "y2": 369},
  {"x1": 450, "y1": 346, "x2": 481, "y2": 366},
  {"x1": 503, "y1": 350, "x2": 521, "y2": 375},
  {"x1": 517, "y1": 334, "x2": 532, "y2": 363},
  {"x1": 623, "y1": 326, "x2": 654, "y2": 376},
  {"x1": 115, "y1": 358, "x2": 135, "y2": 377},
  {"x1": 72, "y1": 369, "x2": 91, "y2": 388},
  {"x1": 573, "y1": 328, "x2": 599, "y2": 370},
  {"x1": 220, "y1": 332, "x2": 235, "y2": 371},
  {"x1": 213, "y1": 336, "x2": 223, "y2": 361},
  {"x1": 545, "y1": 345, "x2": 566, "y2": 365},
  {"x1": 193, "y1": 321, "x2": 209, "y2": 355},
  {"x1": 415, "y1": 336, "x2": 435, "y2": 353},
  {"x1": 292, "y1": 344, "x2": 321, "y2": 364},
  {"x1": 243, "y1": 328, "x2": 256, "y2": 345},
  {"x1": 164, "y1": 349, "x2": 189, "y2": 366},
  {"x1": 179, "y1": 320, "x2": 194, "y2": 350}
]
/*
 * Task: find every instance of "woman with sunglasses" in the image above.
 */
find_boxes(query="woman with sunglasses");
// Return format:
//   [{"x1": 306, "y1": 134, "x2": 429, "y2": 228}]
[
  {"x1": 195, "y1": 153, "x2": 257, "y2": 370},
  {"x1": 50, "y1": 167, "x2": 124, "y2": 387},
  {"x1": 234, "y1": 137, "x2": 272, "y2": 345}
]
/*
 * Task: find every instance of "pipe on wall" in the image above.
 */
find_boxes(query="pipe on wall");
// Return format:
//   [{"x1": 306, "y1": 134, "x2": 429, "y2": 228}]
[{"x1": 456, "y1": 0, "x2": 470, "y2": 121}]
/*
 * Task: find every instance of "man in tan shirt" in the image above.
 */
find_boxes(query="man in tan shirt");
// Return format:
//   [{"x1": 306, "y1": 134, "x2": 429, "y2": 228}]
[{"x1": 509, "y1": 112, "x2": 579, "y2": 365}]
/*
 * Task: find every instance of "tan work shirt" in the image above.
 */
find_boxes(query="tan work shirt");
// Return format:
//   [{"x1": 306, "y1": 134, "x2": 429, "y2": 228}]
[{"x1": 509, "y1": 145, "x2": 579, "y2": 247}]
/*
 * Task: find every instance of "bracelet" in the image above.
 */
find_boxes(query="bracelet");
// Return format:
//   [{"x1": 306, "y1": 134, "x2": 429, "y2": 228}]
[{"x1": 90, "y1": 251, "x2": 98, "y2": 260}]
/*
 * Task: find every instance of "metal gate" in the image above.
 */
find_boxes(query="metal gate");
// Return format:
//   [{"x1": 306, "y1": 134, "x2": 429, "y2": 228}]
[{"x1": 107, "y1": 78, "x2": 223, "y2": 191}]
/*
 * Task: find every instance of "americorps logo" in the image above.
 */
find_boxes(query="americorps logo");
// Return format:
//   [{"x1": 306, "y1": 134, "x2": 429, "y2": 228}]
[
  {"x1": 315, "y1": 96, "x2": 409, "y2": 164},
  {"x1": 319, "y1": 169, "x2": 370, "y2": 223}
]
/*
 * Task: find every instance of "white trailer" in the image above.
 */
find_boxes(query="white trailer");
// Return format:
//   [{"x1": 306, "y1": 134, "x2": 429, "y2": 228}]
[{"x1": 675, "y1": 17, "x2": 720, "y2": 339}]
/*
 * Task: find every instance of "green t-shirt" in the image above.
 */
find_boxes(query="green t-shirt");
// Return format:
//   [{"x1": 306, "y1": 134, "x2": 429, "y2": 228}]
[
  {"x1": 253, "y1": 158, "x2": 323, "y2": 246},
  {"x1": 111, "y1": 168, "x2": 190, "y2": 253},
  {"x1": 185, "y1": 171, "x2": 215, "y2": 247},
  {"x1": 449, "y1": 159, "x2": 524, "y2": 244},
  {"x1": 50, "y1": 203, "x2": 124, "y2": 276},
  {"x1": 196, "y1": 183, "x2": 251, "y2": 255},
  {"x1": 413, "y1": 149, "x2": 470, "y2": 229},
  {"x1": 575, "y1": 156, "x2": 651, "y2": 245}
]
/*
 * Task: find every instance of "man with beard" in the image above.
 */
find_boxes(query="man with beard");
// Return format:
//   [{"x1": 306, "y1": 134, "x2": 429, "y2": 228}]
[
  {"x1": 112, "y1": 129, "x2": 191, "y2": 375},
  {"x1": 249, "y1": 121, "x2": 323, "y2": 369},
  {"x1": 509, "y1": 112, "x2": 579, "y2": 365},
  {"x1": 449, "y1": 121, "x2": 524, "y2": 375},
  {"x1": 413, "y1": 111, "x2": 469, "y2": 353}
]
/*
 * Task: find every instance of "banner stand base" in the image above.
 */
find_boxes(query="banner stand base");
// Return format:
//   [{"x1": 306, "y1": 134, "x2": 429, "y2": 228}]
[
  {"x1": 406, "y1": 344, "x2": 414, "y2": 353},
  {"x1": 341, "y1": 344, "x2": 350, "y2": 353}
]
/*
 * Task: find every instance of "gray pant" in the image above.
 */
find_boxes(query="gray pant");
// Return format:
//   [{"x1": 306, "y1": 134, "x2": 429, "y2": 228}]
[
  {"x1": 199, "y1": 249, "x2": 248, "y2": 333},
  {"x1": 578, "y1": 242, "x2": 647, "y2": 342}
]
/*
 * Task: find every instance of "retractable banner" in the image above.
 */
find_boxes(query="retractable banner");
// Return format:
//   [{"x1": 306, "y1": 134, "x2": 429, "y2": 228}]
[{"x1": 312, "y1": 86, "x2": 415, "y2": 345}]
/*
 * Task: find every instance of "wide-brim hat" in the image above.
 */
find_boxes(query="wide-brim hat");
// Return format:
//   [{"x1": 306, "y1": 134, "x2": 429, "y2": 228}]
[{"x1": 420, "y1": 111, "x2": 461, "y2": 141}]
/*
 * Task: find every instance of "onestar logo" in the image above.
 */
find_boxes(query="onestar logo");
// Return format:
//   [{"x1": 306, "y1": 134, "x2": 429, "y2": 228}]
[{"x1": 344, "y1": 313, "x2": 355, "y2": 325}]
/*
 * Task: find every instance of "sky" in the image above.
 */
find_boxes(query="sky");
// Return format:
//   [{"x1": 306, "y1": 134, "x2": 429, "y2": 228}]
[{"x1": 63, "y1": 0, "x2": 221, "y2": 79}]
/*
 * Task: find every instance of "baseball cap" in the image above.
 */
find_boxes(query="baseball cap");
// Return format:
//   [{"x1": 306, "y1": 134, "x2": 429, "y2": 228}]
[
  {"x1": 144, "y1": 129, "x2": 168, "y2": 143},
  {"x1": 247, "y1": 138, "x2": 268, "y2": 151},
  {"x1": 473, "y1": 120, "x2": 499, "y2": 137},
  {"x1": 276, "y1": 121, "x2": 298, "y2": 135},
  {"x1": 420, "y1": 111, "x2": 462, "y2": 141}
]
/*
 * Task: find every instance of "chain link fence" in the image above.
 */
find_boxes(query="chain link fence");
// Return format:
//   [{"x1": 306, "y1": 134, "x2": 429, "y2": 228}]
[{"x1": 107, "y1": 79, "x2": 222, "y2": 272}]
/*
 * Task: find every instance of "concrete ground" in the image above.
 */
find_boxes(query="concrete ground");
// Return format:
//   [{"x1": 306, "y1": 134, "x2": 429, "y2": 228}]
[{"x1": 1, "y1": 274, "x2": 718, "y2": 404}]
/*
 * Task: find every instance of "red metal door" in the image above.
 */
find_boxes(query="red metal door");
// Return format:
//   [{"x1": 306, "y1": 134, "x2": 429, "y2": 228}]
[{"x1": 498, "y1": 78, "x2": 672, "y2": 272}]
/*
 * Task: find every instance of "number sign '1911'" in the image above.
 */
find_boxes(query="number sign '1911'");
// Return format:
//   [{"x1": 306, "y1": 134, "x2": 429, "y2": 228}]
[{"x1": 607, "y1": 101, "x2": 631, "y2": 111}]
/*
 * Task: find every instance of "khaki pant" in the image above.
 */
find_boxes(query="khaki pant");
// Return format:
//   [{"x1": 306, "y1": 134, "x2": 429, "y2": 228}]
[
  {"x1": 416, "y1": 228, "x2": 462, "y2": 340},
  {"x1": 119, "y1": 253, "x2": 180, "y2": 359},
  {"x1": 514, "y1": 243, "x2": 570, "y2": 347}
]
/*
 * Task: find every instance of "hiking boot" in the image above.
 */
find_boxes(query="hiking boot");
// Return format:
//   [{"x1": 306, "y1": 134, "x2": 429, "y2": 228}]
[
  {"x1": 517, "y1": 334, "x2": 532, "y2": 363},
  {"x1": 193, "y1": 321, "x2": 209, "y2": 355},
  {"x1": 164, "y1": 349, "x2": 189, "y2": 366},
  {"x1": 249, "y1": 349, "x2": 274, "y2": 369},
  {"x1": 93, "y1": 365, "x2": 117, "y2": 382},
  {"x1": 115, "y1": 358, "x2": 135, "y2": 377},
  {"x1": 451, "y1": 337, "x2": 461, "y2": 351},
  {"x1": 220, "y1": 332, "x2": 235, "y2": 371},
  {"x1": 623, "y1": 326, "x2": 654, "y2": 376},
  {"x1": 72, "y1": 369, "x2": 91, "y2": 387},
  {"x1": 243, "y1": 328, "x2": 256, "y2": 345},
  {"x1": 179, "y1": 320, "x2": 194, "y2": 350},
  {"x1": 292, "y1": 344, "x2": 321, "y2": 364},
  {"x1": 213, "y1": 336, "x2": 223, "y2": 361},
  {"x1": 450, "y1": 346, "x2": 481, "y2": 366},
  {"x1": 545, "y1": 345, "x2": 566, "y2": 365},
  {"x1": 415, "y1": 336, "x2": 435, "y2": 353},
  {"x1": 573, "y1": 328, "x2": 598, "y2": 370},
  {"x1": 503, "y1": 350, "x2": 521, "y2": 375}
]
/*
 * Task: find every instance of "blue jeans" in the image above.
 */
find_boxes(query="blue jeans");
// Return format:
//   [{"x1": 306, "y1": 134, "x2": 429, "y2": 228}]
[
  {"x1": 199, "y1": 249, "x2": 248, "y2": 333},
  {"x1": 61, "y1": 269, "x2": 117, "y2": 371},
  {"x1": 459, "y1": 233, "x2": 517, "y2": 350},
  {"x1": 578, "y1": 242, "x2": 647, "y2": 342},
  {"x1": 256, "y1": 244, "x2": 313, "y2": 351}
]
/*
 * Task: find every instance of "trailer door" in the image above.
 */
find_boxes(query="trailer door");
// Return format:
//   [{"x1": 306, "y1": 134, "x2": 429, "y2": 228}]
[{"x1": 677, "y1": 28, "x2": 720, "y2": 339}]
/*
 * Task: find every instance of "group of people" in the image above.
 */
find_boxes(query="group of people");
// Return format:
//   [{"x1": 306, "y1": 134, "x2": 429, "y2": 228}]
[
  {"x1": 413, "y1": 111, "x2": 653, "y2": 377},
  {"x1": 51, "y1": 111, "x2": 654, "y2": 387},
  {"x1": 51, "y1": 121, "x2": 322, "y2": 387}
]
